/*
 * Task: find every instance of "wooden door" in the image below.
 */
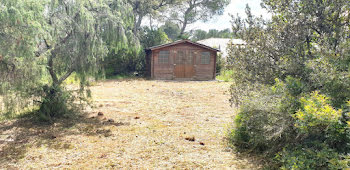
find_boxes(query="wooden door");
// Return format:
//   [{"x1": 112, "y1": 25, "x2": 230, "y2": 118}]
[
  {"x1": 174, "y1": 50, "x2": 185, "y2": 78},
  {"x1": 184, "y1": 51, "x2": 195, "y2": 78},
  {"x1": 174, "y1": 50, "x2": 195, "y2": 78}
]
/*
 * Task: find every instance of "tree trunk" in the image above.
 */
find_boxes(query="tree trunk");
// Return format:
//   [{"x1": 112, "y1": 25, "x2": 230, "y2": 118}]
[
  {"x1": 133, "y1": 14, "x2": 144, "y2": 35},
  {"x1": 179, "y1": 18, "x2": 188, "y2": 36},
  {"x1": 179, "y1": 4, "x2": 194, "y2": 37}
]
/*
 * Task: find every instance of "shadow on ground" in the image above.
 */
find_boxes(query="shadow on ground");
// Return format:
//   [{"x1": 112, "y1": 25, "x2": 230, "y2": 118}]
[{"x1": 0, "y1": 112, "x2": 128, "y2": 166}]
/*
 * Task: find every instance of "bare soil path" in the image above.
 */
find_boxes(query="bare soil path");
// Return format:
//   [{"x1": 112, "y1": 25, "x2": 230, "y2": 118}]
[{"x1": 0, "y1": 79, "x2": 259, "y2": 169}]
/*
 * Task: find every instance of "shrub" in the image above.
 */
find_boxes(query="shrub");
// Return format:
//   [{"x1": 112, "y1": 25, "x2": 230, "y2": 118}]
[
  {"x1": 294, "y1": 91, "x2": 342, "y2": 134},
  {"x1": 229, "y1": 88, "x2": 294, "y2": 154},
  {"x1": 36, "y1": 85, "x2": 86, "y2": 122},
  {"x1": 229, "y1": 79, "x2": 350, "y2": 168},
  {"x1": 276, "y1": 143, "x2": 349, "y2": 170},
  {"x1": 216, "y1": 70, "x2": 234, "y2": 82}
]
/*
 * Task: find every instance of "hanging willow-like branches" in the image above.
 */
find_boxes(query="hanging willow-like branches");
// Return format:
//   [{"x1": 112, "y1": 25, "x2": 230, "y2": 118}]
[{"x1": 0, "y1": 0, "x2": 138, "y2": 119}]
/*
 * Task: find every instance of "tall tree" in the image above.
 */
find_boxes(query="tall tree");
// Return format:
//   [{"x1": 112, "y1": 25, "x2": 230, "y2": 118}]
[
  {"x1": 168, "y1": 0, "x2": 229, "y2": 36},
  {"x1": 0, "y1": 0, "x2": 46, "y2": 114},
  {"x1": 0, "y1": 0, "x2": 135, "y2": 120},
  {"x1": 127, "y1": 0, "x2": 177, "y2": 35}
]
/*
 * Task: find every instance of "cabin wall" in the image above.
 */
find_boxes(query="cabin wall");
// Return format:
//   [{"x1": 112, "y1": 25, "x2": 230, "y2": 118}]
[
  {"x1": 151, "y1": 42, "x2": 216, "y2": 80},
  {"x1": 145, "y1": 51, "x2": 152, "y2": 77}
]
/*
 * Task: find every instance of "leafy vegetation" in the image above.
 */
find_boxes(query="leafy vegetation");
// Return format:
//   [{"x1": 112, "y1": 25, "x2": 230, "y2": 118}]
[
  {"x1": 0, "y1": 0, "x2": 137, "y2": 121},
  {"x1": 191, "y1": 28, "x2": 232, "y2": 41},
  {"x1": 228, "y1": 0, "x2": 350, "y2": 169}
]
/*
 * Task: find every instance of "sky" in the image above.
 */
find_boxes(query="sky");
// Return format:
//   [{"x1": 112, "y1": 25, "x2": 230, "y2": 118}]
[{"x1": 187, "y1": 0, "x2": 271, "y2": 31}]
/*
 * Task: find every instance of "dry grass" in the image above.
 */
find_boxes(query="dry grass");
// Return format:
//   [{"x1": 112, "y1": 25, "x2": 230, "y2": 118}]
[{"x1": 0, "y1": 79, "x2": 260, "y2": 169}]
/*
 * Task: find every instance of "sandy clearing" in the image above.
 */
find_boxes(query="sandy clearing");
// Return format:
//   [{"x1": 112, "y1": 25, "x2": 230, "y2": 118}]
[{"x1": 0, "y1": 79, "x2": 259, "y2": 169}]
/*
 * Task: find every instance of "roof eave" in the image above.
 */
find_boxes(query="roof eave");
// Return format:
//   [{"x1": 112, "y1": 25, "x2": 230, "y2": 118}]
[{"x1": 146, "y1": 40, "x2": 219, "y2": 52}]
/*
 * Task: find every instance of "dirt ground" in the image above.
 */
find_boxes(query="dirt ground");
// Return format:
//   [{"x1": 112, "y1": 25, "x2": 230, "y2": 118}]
[{"x1": 0, "y1": 79, "x2": 260, "y2": 169}]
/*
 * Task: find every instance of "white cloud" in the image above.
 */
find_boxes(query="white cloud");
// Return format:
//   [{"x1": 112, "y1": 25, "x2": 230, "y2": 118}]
[{"x1": 187, "y1": 0, "x2": 271, "y2": 31}]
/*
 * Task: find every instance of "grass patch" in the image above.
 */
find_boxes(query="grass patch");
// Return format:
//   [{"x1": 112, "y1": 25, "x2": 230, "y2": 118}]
[
  {"x1": 106, "y1": 73, "x2": 137, "y2": 80},
  {"x1": 216, "y1": 70, "x2": 234, "y2": 82},
  {"x1": 0, "y1": 106, "x2": 39, "y2": 122}
]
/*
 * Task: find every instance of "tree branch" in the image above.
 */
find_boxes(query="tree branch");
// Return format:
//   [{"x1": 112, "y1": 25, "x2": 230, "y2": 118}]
[{"x1": 57, "y1": 68, "x2": 75, "y2": 85}]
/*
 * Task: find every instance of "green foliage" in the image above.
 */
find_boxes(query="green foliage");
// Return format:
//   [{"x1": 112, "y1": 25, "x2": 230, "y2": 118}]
[
  {"x1": 37, "y1": 86, "x2": 76, "y2": 122},
  {"x1": 191, "y1": 28, "x2": 232, "y2": 41},
  {"x1": 140, "y1": 27, "x2": 170, "y2": 48},
  {"x1": 276, "y1": 143, "x2": 349, "y2": 170},
  {"x1": 160, "y1": 21, "x2": 181, "y2": 41},
  {"x1": 103, "y1": 45, "x2": 142, "y2": 77},
  {"x1": 0, "y1": 0, "x2": 45, "y2": 58},
  {"x1": 294, "y1": 91, "x2": 342, "y2": 133},
  {"x1": 216, "y1": 70, "x2": 234, "y2": 82},
  {"x1": 229, "y1": 82, "x2": 297, "y2": 154},
  {"x1": 215, "y1": 53, "x2": 224, "y2": 73},
  {"x1": 0, "y1": 0, "x2": 136, "y2": 121},
  {"x1": 127, "y1": 0, "x2": 177, "y2": 34},
  {"x1": 227, "y1": 0, "x2": 350, "y2": 168},
  {"x1": 169, "y1": 0, "x2": 230, "y2": 36}
]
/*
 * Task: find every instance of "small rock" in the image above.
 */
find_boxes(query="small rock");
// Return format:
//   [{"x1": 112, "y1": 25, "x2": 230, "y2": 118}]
[
  {"x1": 199, "y1": 142, "x2": 205, "y2": 145},
  {"x1": 223, "y1": 147, "x2": 232, "y2": 152},
  {"x1": 99, "y1": 154, "x2": 107, "y2": 158},
  {"x1": 97, "y1": 112, "x2": 104, "y2": 116},
  {"x1": 49, "y1": 135, "x2": 56, "y2": 139},
  {"x1": 107, "y1": 119, "x2": 114, "y2": 122},
  {"x1": 134, "y1": 116, "x2": 140, "y2": 119},
  {"x1": 185, "y1": 136, "x2": 195, "y2": 142}
]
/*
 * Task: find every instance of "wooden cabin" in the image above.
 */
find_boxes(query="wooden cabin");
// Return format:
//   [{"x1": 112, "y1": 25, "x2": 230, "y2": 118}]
[{"x1": 145, "y1": 40, "x2": 219, "y2": 80}]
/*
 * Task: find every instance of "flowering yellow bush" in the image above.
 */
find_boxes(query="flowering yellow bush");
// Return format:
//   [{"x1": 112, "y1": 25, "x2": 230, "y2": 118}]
[{"x1": 294, "y1": 91, "x2": 342, "y2": 133}]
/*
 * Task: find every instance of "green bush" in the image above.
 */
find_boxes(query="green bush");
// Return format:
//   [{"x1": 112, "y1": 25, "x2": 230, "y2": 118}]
[
  {"x1": 37, "y1": 85, "x2": 84, "y2": 122},
  {"x1": 229, "y1": 88, "x2": 294, "y2": 154},
  {"x1": 276, "y1": 143, "x2": 349, "y2": 170},
  {"x1": 216, "y1": 70, "x2": 234, "y2": 82},
  {"x1": 229, "y1": 80, "x2": 350, "y2": 168},
  {"x1": 294, "y1": 91, "x2": 342, "y2": 134}
]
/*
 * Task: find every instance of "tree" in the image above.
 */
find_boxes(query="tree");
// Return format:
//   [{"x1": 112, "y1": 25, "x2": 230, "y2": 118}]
[
  {"x1": 0, "y1": 0, "x2": 135, "y2": 121},
  {"x1": 190, "y1": 29, "x2": 207, "y2": 41},
  {"x1": 0, "y1": 0, "x2": 47, "y2": 115},
  {"x1": 160, "y1": 21, "x2": 181, "y2": 41},
  {"x1": 140, "y1": 26, "x2": 170, "y2": 48},
  {"x1": 190, "y1": 28, "x2": 232, "y2": 41},
  {"x1": 127, "y1": 0, "x2": 178, "y2": 35},
  {"x1": 168, "y1": 0, "x2": 230, "y2": 36}
]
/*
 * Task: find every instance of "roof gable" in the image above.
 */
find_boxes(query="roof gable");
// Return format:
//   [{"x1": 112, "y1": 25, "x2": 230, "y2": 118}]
[{"x1": 146, "y1": 40, "x2": 220, "y2": 52}]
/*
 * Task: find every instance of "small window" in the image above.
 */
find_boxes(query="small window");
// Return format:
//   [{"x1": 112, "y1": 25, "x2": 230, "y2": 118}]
[
  {"x1": 158, "y1": 51, "x2": 169, "y2": 64},
  {"x1": 201, "y1": 52, "x2": 210, "y2": 64}
]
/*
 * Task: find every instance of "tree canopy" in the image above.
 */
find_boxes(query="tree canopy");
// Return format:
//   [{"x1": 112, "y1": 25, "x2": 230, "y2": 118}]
[
  {"x1": 228, "y1": 1, "x2": 350, "y2": 169},
  {"x1": 190, "y1": 28, "x2": 232, "y2": 41},
  {"x1": 168, "y1": 0, "x2": 230, "y2": 36},
  {"x1": 0, "y1": 0, "x2": 137, "y2": 120}
]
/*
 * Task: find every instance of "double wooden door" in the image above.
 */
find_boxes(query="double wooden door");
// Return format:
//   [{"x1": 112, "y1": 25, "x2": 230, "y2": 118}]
[{"x1": 174, "y1": 50, "x2": 195, "y2": 78}]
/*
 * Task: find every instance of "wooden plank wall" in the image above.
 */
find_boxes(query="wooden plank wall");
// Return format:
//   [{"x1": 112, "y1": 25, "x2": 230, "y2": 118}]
[{"x1": 151, "y1": 42, "x2": 216, "y2": 80}]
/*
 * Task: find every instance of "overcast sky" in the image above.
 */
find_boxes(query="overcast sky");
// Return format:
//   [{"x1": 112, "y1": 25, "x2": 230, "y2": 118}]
[{"x1": 187, "y1": 0, "x2": 271, "y2": 31}]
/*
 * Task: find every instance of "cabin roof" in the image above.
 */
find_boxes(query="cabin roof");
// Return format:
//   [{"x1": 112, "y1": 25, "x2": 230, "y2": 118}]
[{"x1": 145, "y1": 39, "x2": 220, "y2": 52}]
